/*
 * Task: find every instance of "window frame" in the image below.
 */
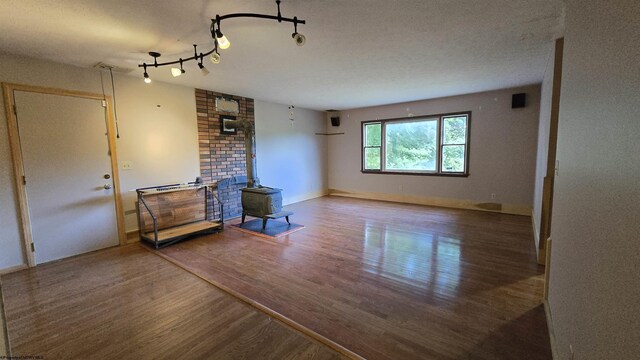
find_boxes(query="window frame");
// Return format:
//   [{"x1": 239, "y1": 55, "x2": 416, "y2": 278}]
[
  {"x1": 363, "y1": 122, "x2": 382, "y2": 171},
  {"x1": 361, "y1": 111, "x2": 471, "y2": 177}
]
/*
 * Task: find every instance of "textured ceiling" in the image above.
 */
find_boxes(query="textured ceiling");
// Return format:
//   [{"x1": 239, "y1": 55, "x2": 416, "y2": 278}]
[{"x1": 0, "y1": 0, "x2": 564, "y2": 110}]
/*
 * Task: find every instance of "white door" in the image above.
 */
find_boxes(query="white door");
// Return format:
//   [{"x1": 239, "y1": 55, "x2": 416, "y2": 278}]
[{"x1": 14, "y1": 91, "x2": 119, "y2": 264}]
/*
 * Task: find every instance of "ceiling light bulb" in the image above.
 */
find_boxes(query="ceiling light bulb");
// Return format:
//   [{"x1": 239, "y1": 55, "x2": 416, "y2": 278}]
[
  {"x1": 171, "y1": 67, "x2": 185, "y2": 77},
  {"x1": 217, "y1": 34, "x2": 230, "y2": 49},
  {"x1": 292, "y1": 33, "x2": 306, "y2": 47},
  {"x1": 210, "y1": 51, "x2": 221, "y2": 64},
  {"x1": 143, "y1": 72, "x2": 151, "y2": 84}
]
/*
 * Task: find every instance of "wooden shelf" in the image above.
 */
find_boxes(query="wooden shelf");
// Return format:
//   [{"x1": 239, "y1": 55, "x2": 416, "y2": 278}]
[
  {"x1": 143, "y1": 220, "x2": 222, "y2": 243},
  {"x1": 314, "y1": 132, "x2": 345, "y2": 136}
]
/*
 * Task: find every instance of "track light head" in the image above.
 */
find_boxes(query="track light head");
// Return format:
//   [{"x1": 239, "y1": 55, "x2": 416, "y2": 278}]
[
  {"x1": 216, "y1": 29, "x2": 230, "y2": 49},
  {"x1": 171, "y1": 67, "x2": 185, "y2": 77},
  {"x1": 172, "y1": 59, "x2": 186, "y2": 77},
  {"x1": 143, "y1": 64, "x2": 151, "y2": 83},
  {"x1": 210, "y1": 51, "x2": 221, "y2": 64},
  {"x1": 198, "y1": 62, "x2": 210, "y2": 76},
  {"x1": 292, "y1": 32, "x2": 306, "y2": 46}
]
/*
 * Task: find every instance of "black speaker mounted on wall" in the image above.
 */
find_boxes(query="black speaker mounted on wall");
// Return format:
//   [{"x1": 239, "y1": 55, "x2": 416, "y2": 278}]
[
  {"x1": 330, "y1": 116, "x2": 340, "y2": 127},
  {"x1": 512, "y1": 93, "x2": 526, "y2": 108}
]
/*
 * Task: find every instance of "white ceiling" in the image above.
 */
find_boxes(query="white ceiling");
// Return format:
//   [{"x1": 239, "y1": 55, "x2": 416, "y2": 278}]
[{"x1": 0, "y1": 0, "x2": 564, "y2": 110}]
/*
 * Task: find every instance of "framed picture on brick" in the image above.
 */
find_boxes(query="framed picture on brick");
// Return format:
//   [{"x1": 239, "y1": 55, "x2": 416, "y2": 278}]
[{"x1": 220, "y1": 115, "x2": 237, "y2": 135}]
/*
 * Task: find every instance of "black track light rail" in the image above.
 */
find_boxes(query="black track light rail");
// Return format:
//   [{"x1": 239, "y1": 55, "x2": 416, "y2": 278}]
[
  {"x1": 139, "y1": 0, "x2": 305, "y2": 70},
  {"x1": 218, "y1": 13, "x2": 303, "y2": 23},
  {"x1": 140, "y1": 47, "x2": 216, "y2": 68}
]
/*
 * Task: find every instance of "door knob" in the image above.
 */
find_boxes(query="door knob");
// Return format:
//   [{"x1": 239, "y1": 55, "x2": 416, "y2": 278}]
[{"x1": 104, "y1": 184, "x2": 112, "y2": 190}]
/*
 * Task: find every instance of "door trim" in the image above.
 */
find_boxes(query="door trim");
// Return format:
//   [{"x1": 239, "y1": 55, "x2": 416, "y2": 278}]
[
  {"x1": 538, "y1": 38, "x2": 564, "y2": 265},
  {"x1": 2, "y1": 83, "x2": 126, "y2": 267}
]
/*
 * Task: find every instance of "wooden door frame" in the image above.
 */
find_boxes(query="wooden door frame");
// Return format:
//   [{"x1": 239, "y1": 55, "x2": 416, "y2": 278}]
[
  {"x1": 538, "y1": 38, "x2": 564, "y2": 265},
  {"x1": 2, "y1": 83, "x2": 127, "y2": 267}
]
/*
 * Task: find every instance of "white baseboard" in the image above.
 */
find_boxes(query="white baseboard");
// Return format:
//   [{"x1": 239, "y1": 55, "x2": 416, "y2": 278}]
[
  {"x1": 544, "y1": 300, "x2": 559, "y2": 360},
  {"x1": 0, "y1": 264, "x2": 27, "y2": 275},
  {"x1": 327, "y1": 189, "x2": 532, "y2": 216}
]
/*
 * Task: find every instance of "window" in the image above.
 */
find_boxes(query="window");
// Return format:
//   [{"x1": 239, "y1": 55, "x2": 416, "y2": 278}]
[
  {"x1": 363, "y1": 123, "x2": 382, "y2": 170},
  {"x1": 362, "y1": 113, "x2": 470, "y2": 176}
]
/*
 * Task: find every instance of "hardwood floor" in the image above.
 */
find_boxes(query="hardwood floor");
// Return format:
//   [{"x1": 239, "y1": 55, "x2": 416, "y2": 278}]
[
  {"x1": 1, "y1": 245, "x2": 343, "y2": 359},
  {"x1": 1, "y1": 196, "x2": 550, "y2": 359},
  {"x1": 157, "y1": 196, "x2": 551, "y2": 360}
]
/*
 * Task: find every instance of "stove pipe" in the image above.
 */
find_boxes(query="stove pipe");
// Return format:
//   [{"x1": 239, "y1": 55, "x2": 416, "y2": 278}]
[{"x1": 224, "y1": 119, "x2": 260, "y2": 188}]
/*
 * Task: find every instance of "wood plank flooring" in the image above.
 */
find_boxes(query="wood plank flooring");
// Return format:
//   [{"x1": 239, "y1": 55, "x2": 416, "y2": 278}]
[
  {"x1": 1, "y1": 245, "x2": 343, "y2": 359},
  {"x1": 0, "y1": 282, "x2": 7, "y2": 357},
  {"x1": 158, "y1": 196, "x2": 551, "y2": 360}
]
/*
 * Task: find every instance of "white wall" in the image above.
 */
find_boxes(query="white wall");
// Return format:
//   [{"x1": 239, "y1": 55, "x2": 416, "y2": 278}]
[
  {"x1": 254, "y1": 100, "x2": 327, "y2": 205},
  {"x1": 548, "y1": 0, "x2": 640, "y2": 358},
  {"x1": 111, "y1": 74, "x2": 200, "y2": 230},
  {"x1": 532, "y1": 46, "x2": 556, "y2": 251},
  {"x1": 328, "y1": 85, "x2": 541, "y2": 213}
]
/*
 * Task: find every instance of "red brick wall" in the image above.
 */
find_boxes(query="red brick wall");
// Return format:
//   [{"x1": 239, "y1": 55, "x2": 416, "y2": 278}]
[{"x1": 195, "y1": 88, "x2": 254, "y2": 219}]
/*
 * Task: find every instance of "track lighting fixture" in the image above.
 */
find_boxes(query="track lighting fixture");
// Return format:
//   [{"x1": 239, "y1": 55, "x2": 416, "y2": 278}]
[
  {"x1": 292, "y1": 33, "x2": 306, "y2": 46},
  {"x1": 210, "y1": 51, "x2": 221, "y2": 64},
  {"x1": 194, "y1": 45, "x2": 210, "y2": 75},
  {"x1": 143, "y1": 64, "x2": 151, "y2": 83},
  {"x1": 139, "y1": 0, "x2": 306, "y2": 81},
  {"x1": 198, "y1": 62, "x2": 210, "y2": 76},
  {"x1": 209, "y1": 42, "x2": 221, "y2": 64},
  {"x1": 291, "y1": 16, "x2": 306, "y2": 47},
  {"x1": 171, "y1": 60, "x2": 185, "y2": 77},
  {"x1": 215, "y1": 29, "x2": 230, "y2": 50}
]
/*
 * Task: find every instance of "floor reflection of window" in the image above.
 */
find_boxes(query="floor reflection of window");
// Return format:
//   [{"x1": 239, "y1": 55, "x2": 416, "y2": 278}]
[{"x1": 363, "y1": 223, "x2": 461, "y2": 295}]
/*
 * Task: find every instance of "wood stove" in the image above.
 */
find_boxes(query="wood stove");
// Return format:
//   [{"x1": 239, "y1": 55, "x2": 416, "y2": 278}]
[{"x1": 241, "y1": 187, "x2": 292, "y2": 229}]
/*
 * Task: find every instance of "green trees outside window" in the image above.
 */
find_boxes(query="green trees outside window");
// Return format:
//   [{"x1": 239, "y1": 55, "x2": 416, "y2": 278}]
[
  {"x1": 441, "y1": 116, "x2": 467, "y2": 173},
  {"x1": 364, "y1": 123, "x2": 381, "y2": 170},
  {"x1": 362, "y1": 113, "x2": 469, "y2": 175},
  {"x1": 385, "y1": 119, "x2": 437, "y2": 171}
]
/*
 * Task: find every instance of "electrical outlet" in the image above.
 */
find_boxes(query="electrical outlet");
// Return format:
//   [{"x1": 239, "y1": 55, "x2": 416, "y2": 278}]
[
  {"x1": 491, "y1": 193, "x2": 496, "y2": 200},
  {"x1": 121, "y1": 161, "x2": 133, "y2": 170}
]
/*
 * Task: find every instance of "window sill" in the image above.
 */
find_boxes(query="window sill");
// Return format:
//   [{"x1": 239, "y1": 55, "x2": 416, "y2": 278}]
[{"x1": 361, "y1": 170, "x2": 469, "y2": 177}]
